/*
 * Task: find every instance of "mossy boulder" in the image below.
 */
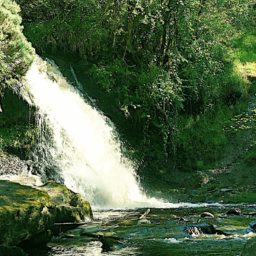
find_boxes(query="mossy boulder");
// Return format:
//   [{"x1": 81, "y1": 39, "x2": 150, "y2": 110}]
[
  {"x1": 0, "y1": 180, "x2": 52, "y2": 245},
  {"x1": 39, "y1": 180, "x2": 93, "y2": 222},
  {"x1": 0, "y1": 180, "x2": 92, "y2": 248}
]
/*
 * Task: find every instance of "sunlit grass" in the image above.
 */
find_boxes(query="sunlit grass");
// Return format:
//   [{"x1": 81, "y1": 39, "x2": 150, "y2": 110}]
[
  {"x1": 232, "y1": 34, "x2": 256, "y2": 80},
  {"x1": 236, "y1": 62, "x2": 256, "y2": 78}
]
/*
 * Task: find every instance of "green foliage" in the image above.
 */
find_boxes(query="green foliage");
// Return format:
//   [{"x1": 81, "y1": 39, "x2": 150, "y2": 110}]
[
  {"x1": 244, "y1": 144, "x2": 256, "y2": 166},
  {"x1": 232, "y1": 34, "x2": 256, "y2": 63},
  {"x1": 172, "y1": 107, "x2": 232, "y2": 171},
  {"x1": 0, "y1": 126, "x2": 38, "y2": 158},
  {"x1": 17, "y1": 0, "x2": 255, "y2": 175},
  {"x1": 0, "y1": 0, "x2": 34, "y2": 91}
]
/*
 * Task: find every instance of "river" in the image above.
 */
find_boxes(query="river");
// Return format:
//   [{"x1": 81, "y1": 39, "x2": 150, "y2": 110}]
[{"x1": 26, "y1": 204, "x2": 256, "y2": 256}]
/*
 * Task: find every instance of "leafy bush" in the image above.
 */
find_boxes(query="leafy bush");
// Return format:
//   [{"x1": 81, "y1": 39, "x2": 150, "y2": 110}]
[{"x1": 0, "y1": 0, "x2": 34, "y2": 92}]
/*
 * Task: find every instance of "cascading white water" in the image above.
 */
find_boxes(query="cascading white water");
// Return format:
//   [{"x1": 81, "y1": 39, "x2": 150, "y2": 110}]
[
  {"x1": 22, "y1": 58, "x2": 222, "y2": 210},
  {"x1": 25, "y1": 58, "x2": 157, "y2": 208}
]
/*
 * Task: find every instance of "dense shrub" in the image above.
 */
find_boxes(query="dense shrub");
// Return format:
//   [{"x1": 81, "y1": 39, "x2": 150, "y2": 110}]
[{"x1": 0, "y1": 0, "x2": 34, "y2": 92}]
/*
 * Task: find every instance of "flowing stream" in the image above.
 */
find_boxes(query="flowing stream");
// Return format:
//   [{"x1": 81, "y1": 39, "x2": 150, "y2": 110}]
[{"x1": 26, "y1": 205, "x2": 256, "y2": 256}]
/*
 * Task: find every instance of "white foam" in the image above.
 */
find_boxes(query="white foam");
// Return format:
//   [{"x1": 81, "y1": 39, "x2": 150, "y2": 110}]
[{"x1": 25, "y1": 58, "x2": 168, "y2": 208}]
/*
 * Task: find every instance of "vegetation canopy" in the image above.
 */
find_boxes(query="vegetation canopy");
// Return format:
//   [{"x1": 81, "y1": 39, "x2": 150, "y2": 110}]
[{"x1": 0, "y1": 0, "x2": 34, "y2": 92}]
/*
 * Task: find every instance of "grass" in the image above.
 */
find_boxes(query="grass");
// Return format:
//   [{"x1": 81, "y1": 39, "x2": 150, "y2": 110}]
[{"x1": 232, "y1": 34, "x2": 256, "y2": 79}]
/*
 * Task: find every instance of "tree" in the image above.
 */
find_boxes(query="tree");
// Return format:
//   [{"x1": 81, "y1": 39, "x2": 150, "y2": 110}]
[{"x1": 0, "y1": 0, "x2": 34, "y2": 92}]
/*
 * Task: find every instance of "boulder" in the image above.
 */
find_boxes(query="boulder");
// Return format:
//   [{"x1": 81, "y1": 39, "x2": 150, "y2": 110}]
[
  {"x1": 185, "y1": 224, "x2": 216, "y2": 235},
  {"x1": 184, "y1": 224, "x2": 228, "y2": 236},
  {"x1": 39, "y1": 181, "x2": 93, "y2": 222},
  {"x1": 0, "y1": 180, "x2": 92, "y2": 248},
  {"x1": 226, "y1": 208, "x2": 241, "y2": 215},
  {"x1": 0, "y1": 180, "x2": 53, "y2": 246},
  {"x1": 200, "y1": 212, "x2": 215, "y2": 218}
]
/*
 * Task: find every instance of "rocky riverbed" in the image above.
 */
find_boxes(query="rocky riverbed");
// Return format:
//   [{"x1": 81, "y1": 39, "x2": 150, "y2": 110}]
[{"x1": 26, "y1": 205, "x2": 256, "y2": 256}]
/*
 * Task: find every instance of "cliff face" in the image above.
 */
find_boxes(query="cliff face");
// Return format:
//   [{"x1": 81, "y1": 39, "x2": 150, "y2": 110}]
[{"x1": 0, "y1": 88, "x2": 37, "y2": 159}]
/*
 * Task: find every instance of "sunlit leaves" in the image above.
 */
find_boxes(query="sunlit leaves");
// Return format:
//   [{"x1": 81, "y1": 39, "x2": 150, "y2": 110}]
[{"x1": 0, "y1": 0, "x2": 34, "y2": 91}]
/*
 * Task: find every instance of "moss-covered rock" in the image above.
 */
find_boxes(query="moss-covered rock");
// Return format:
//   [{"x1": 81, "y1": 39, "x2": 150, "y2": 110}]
[
  {"x1": 0, "y1": 180, "x2": 92, "y2": 248},
  {"x1": 40, "y1": 181, "x2": 93, "y2": 222},
  {"x1": 0, "y1": 89, "x2": 32, "y2": 127}
]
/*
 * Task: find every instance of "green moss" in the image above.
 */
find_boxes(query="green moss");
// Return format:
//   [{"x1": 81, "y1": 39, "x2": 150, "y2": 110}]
[
  {"x1": 0, "y1": 180, "x2": 51, "y2": 245},
  {"x1": 227, "y1": 192, "x2": 256, "y2": 204},
  {"x1": 232, "y1": 35, "x2": 256, "y2": 63},
  {"x1": 40, "y1": 181, "x2": 93, "y2": 219},
  {"x1": 0, "y1": 180, "x2": 92, "y2": 246}
]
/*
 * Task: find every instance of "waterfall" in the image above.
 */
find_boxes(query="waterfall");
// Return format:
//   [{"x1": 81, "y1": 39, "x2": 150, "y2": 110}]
[{"x1": 24, "y1": 58, "x2": 156, "y2": 208}]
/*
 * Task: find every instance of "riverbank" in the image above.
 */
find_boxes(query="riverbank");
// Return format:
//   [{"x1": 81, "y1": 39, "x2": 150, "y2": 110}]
[{"x1": 0, "y1": 180, "x2": 92, "y2": 255}]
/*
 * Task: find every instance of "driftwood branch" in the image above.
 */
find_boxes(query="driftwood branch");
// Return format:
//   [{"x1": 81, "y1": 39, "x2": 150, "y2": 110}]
[{"x1": 139, "y1": 209, "x2": 150, "y2": 219}]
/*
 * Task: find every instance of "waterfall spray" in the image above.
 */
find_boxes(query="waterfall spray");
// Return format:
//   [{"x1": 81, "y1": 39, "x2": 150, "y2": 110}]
[{"x1": 24, "y1": 58, "x2": 156, "y2": 208}]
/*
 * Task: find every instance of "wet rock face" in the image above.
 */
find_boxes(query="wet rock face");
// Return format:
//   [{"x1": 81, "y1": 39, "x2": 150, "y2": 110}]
[
  {"x1": 0, "y1": 89, "x2": 32, "y2": 128},
  {"x1": 0, "y1": 180, "x2": 92, "y2": 249},
  {"x1": 0, "y1": 89, "x2": 37, "y2": 161},
  {"x1": 0, "y1": 152, "x2": 29, "y2": 176}
]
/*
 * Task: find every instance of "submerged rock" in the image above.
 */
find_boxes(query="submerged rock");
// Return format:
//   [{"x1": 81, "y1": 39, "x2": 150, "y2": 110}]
[
  {"x1": 226, "y1": 208, "x2": 241, "y2": 215},
  {"x1": 81, "y1": 231, "x2": 124, "y2": 252},
  {"x1": 138, "y1": 219, "x2": 151, "y2": 225},
  {"x1": 200, "y1": 212, "x2": 215, "y2": 218},
  {"x1": 184, "y1": 224, "x2": 228, "y2": 236},
  {"x1": 185, "y1": 224, "x2": 216, "y2": 235},
  {"x1": 249, "y1": 221, "x2": 256, "y2": 232},
  {"x1": 0, "y1": 180, "x2": 92, "y2": 249},
  {"x1": 220, "y1": 188, "x2": 233, "y2": 193}
]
